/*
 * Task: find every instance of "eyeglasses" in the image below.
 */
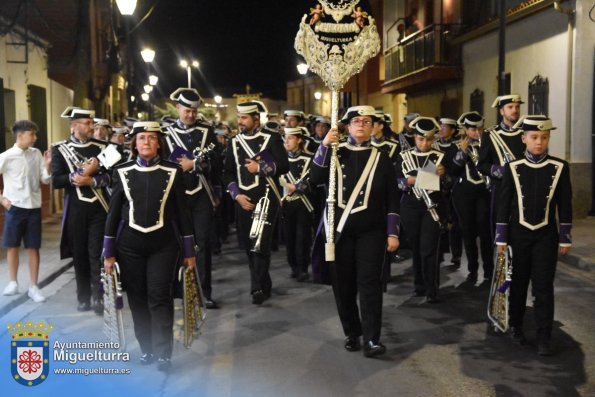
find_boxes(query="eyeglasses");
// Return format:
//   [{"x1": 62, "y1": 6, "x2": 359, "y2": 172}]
[
  {"x1": 350, "y1": 118, "x2": 373, "y2": 126},
  {"x1": 136, "y1": 135, "x2": 159, "y2": 142}
]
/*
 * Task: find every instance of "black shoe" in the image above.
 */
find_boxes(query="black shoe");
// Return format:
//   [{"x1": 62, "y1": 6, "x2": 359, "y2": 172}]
[
  {"x1": 466, "y1": 273, "x2": 478, "y2": 282},
  {"x1": 92, "y1": 299, "x2": 104, "y2": 315},
  {"x1": 425, "y1": 295, "x2": 440, "y2": 304},
  {"x1": 139, "y1": 353, "x2": 154, "y2": 365},
  {"x1": 289, "y1": 271, "x2": 298, "y2": 279},
  {"x1": 157, "y1": 357, "x2": 171, "y2": 371},
  {"x1": 205, "y1": 299, "x2": 219, "y2": 309},
  {"x1": 252, "y1": 290, "x2": 265, "y2": 305},
  {"x1": 363, "y1": 341, "x2": 386, "y2": 358},
  {"x1": 77, "y1": 301, "x2": 91, "y2": 312},
  {"x1": 411, "y1": 289, "x2": 426, "y2": 297},
  {"x1": 508, "y1": 326, "x2": 528, "y2": 345},
  {"x1": 296, "y1": 272, "x2": 310, "y2": 282},
  {"x1": 537, "y1": 340, "x2": 553, "y2": 356},
  {"x1": 451, "y1": 257, "x2": 461, "y2": 268},
  {"x1": 344, "y1": 336, "x2": 361, "y2": 352}
]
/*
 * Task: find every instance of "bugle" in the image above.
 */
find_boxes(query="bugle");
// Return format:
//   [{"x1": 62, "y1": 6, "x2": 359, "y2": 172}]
[
  {"x1": 487, "y1": 246, "x2": 513, "y2": 333},
  {"x1": 101, "y1": 262, "x2": 126, "y2": 350},
  {"x1": 178, "y1": 265, "x2": 207, "y2": 348}
]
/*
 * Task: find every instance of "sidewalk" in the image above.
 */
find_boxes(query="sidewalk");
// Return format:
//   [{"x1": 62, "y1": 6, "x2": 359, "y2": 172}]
[
  {"x1": 0, "y1": 213, "x2": 72, "y2": 317},
  {"x1": 0, "y1": 214, "x2": 594, "y2": 316}
]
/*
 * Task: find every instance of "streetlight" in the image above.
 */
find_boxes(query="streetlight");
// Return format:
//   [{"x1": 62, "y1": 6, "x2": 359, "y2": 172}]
[
  {"x1": 180, "y1": 59, "x2": 199, "y2": 88},
  {"x1": 297, "y1": 63, "x2": 309, "y2": 112},
  {"x1": 314, "y1": 91, "x2": 322, "y2": 100},
  {"x1": 115, "y1": 0, "x2": 137, "y2": 15},
  {"x1": 214, "y1": 95, "x2": 222, "y2": 104},
  {"x1": 141, "y1": 48, "x2": 155, "y2": 119},
  {"x1": 141, "y1": 93, "x2": 149, "y2": 101},
  {"x1": 149, "y1": 75, "x2": 158, "y2": 86}
]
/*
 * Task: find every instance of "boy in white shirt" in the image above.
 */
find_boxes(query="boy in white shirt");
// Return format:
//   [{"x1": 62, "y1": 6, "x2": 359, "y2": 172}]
[{"x1": 0, "y1": 120, "x2": 51, "y2": 302}]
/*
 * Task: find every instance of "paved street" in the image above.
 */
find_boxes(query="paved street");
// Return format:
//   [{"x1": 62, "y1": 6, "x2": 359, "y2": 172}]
[{"x1": 1, "y1": 221, "x2": 595, "y2": 396}]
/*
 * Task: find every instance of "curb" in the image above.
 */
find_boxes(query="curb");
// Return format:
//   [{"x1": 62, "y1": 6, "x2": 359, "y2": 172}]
[
  {"x1": 0, "y1": 260, "x2": 72, "y2": 318},
  {"x1": 558, "y1": 253, "x2": 594, "y2": 272}
]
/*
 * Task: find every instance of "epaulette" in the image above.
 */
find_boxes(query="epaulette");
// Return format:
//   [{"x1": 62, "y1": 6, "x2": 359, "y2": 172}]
[{"x1": 51, "y1": 140, "x2": 68, "y2": 147}]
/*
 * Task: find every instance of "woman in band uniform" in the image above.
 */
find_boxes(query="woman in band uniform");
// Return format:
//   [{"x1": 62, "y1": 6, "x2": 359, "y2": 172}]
[
  {"x1": 311, "y1": 106, "x2": 400, "y2": 358},
  {"x1": 103, "y1": 122, "x2": 195, "y2": 371}
]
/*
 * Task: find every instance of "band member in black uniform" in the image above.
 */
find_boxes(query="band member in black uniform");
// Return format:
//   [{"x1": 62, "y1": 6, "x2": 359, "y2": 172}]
[
  {"x1": 371, "y1": 110, "x2": 400, "y2": 288},
  {"x1": 109, "y1": 126, "x2": 130, "y2": 161},
  {"x1": 496, "y1": 116, "x2": 572, "y2": 356},
  {"x1": 224, "y1": 101, "x2": 289, "y2": 304},
  {"x1": 281, "y1": 127, "x2": 314, "y2": 281},
  {"x1": 164, "y1": 88, "x2": 220, "y2": 309},
  {"x1": 451, "y1": 112, "x2": 493, "y2": 283},
  {"x1": 435, "y1": 117, "x2": 462, "y2": 268},
  {"x1": 93, "y1": 118, "x2": 111, "y2": 142},
  {"x1": 103, "y1": 122, "x2": 196, "y2": 371},
  {"x1": 397, "y1": 117, "x2": 446, "y2": 303},
  {"x1": 52, "y1": 107, "x2": 110, "y2": 314},
  {"x1": 309, "y1": 116, "x2": 331, "y2": 152},
  {"x1": 311, "y1": 106, "x2": 400, "y2": 358},
  {"x1": 397, "y1": 112, "x2": 419, "y2": 151},
  {"x1": 477, "y1": 94, "x2": 526, "y2": 236}
]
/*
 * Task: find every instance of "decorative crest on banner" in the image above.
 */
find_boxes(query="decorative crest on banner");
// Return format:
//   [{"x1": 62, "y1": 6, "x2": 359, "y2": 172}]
[{"x1": 295, "y1": 0, "x2": 380, "y2": 92}]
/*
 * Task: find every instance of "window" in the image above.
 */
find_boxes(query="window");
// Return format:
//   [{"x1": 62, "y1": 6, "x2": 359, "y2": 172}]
[
  {"x1": 528, "y1": 75, "x2": 549, "y2": 116},
  {"x1": 470, "y1": 88, "x2": 484, "y2": 115}
]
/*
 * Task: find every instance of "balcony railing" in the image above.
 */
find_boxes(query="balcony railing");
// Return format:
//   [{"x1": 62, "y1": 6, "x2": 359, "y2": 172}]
[{"x1": 384, "y1": 24, "x2": 462, "y2": 84}]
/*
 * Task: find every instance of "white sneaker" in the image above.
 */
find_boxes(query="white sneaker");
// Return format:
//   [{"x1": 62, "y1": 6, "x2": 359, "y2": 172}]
[
  {"x1": 28, "y1": 286, "x2": 46, "y2": 303},
  {"x1": 3, "y1": 281, "x2": 18, "y2": 295}
]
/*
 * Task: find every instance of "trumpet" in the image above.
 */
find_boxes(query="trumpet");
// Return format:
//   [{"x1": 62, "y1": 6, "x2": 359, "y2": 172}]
[
  {"x1": 487, "y1": 246, "x2": 513, "y2": 333},
  {"x1": 467, "y1": 142, "x2": 491, "y2": 188},
  {"x1": 250, "y1": 186, "x2": 271, "y2": 253},
  {"x1": 101, "y1": 263, "x2": 126, "y2": 350},
  {"x1": 400, "y1": 151, "x2": 440, "y2": 223}
]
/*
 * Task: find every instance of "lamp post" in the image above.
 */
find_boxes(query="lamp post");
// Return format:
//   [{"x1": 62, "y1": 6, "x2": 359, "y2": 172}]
[
  {"x1": 141, "y1": 48, "x2": 155, "y2": 119},
  {"x1": 297, "y1": 62, "x2": 309, "y2": 112},
  {"x1": 115, "y1": 0, "x2": 137, "y2": 15},
  {"x1": 180, "y1": 59, "x2": 199, "y2": 88}
]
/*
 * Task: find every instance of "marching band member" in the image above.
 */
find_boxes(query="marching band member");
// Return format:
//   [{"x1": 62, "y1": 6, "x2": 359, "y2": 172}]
[
  {"x1": 396, "y1": 112, "x2": 419, "y2": 151},
  {"x1": 451, "y1": 112, "x2": 493, "y2": 283},
  {"x1": 281, "y1": 127, "x2": 314, "y2": 281},
  {"x1": 477, "y1": 94, "x2": 526, "y2": 235},
  {"x1": 397, "y1": 116, "x2": 446, "y2": 303},
  {"x1": 310, "y1": 105, "x2": 400, "y2": 358},
  {"x1": 52, "y1": 107, "x2": 110, "y2": 314},
  {"x1": 435, "y1": 117, "x2": 462, "y2": 268},
  {"x1": 164, "y1": 88, "x2": 220, "y2": 309},
  {"x1": 223, "y1": 101, "x2": 289, "y2": 304},
  {"x1": 496, "y1": 116, "x2": 572, "y2": 356},
  {"x1": 103, "y1": 122, "x2": 195, "y2": 371},
  {"x1": 93, "y1": 118, "x2": 112, "y2": 142}
]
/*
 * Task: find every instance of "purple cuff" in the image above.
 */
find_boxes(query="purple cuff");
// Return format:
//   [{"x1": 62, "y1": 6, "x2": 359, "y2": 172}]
[
  {"x1": 227, "y1": 182, "x2": 240, "y2": 200},
  {"x1": 93, "y1": 173, "x2": 110, "y2": 188},
  {"x1": 495, "y1": 223, "x2": 508, "y2": 245},
  {"x1": 453, "y1": 150, "x2": 468, "y2": 166},
  {"x1": 182, "y1": 235, "x2": 196, "y2": 258},
  {"x1": 313, "y1": 144, "x2": 330, "y2": 167},
  {"x1": 559, "y1": 223, "x2": 572, "y2": 245},
  {"x1": 397, "y1": 177, "x2": 410, "y2": 192},
  {"x1": 491, "y1": 165, "x2": 505, "y2": 179},
  {"x1": 295, "y1": 180, "x2": 309, "y2": 194},
  {"x1": 387, "y1": 213, "x2": 400, "y2": 237},
  {"x1": 69, "y1": 171, "x2": 78, "y2": 185},
  {"x1": 103, "y1": 236, "x2": 116, "y2": 258}
]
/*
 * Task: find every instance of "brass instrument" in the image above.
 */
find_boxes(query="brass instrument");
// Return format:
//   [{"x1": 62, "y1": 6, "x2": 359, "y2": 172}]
[
  {"x1": 250, "y1": 186, "x2": 271, "y2": 253},
  {"x1": 178, "y1": 265, "x2": 207, "y2": 349},
  {"x1": 192, "y1": 142, "x2": 217, "y2": 207},
  {"x1": 487, "y1": 246, "x2": 513, "y2": 333},
  {"x1": 101, "y1": 262, "x2": 126, "y2": 350},
  {"x1": 400, "y1": 151, "x2": 440, "y2": 223},
  {"x1": 467, "y1": 143, "x2": 491, "y2": 188}
]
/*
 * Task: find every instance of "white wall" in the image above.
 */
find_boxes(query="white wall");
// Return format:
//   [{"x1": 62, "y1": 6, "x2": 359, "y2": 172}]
[
  {"x1": 462, "y1": 5, "x2": 583, "y2": 160},
  {"x1": 1, "y1": 32, "x2": 73, "y2": 147}
]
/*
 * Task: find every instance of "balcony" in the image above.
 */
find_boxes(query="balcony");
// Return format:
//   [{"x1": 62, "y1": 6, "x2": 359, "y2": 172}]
[{"x1": 382, "y1": 24, "x2": 463, "y2": 94}]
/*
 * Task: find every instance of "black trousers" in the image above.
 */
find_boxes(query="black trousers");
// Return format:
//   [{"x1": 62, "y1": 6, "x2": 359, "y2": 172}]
[
  {"x1": 117, "y1": 226, "x2": 178, "y2": 359},
  {"x1": 282, "y1": 200, "x2": 313, "y2": 275},
  {"x1": 439, "y1": 195, "x2": 463, "y2": 262},
  {"x1": 452, "y1": 186, "x2": 493, "y2": 278},
  {"x1": 236, "y1": 199, "x2": 279, "y2": 293},
  {"x1": 66, "y1": 200, "x2": 105, "y2": 304},
  {"x1": 331, "y1": 229, "x2": 385, "y2": 344},
  {"x1": 509, "y1": 225, "x2": 559, "y2": 340},
  {"x1": 401, "y1": 199, "x2": 441, "y2": 298},
  {"x1": 188, "y1": 192, "x2": 214, "y2": 299}
]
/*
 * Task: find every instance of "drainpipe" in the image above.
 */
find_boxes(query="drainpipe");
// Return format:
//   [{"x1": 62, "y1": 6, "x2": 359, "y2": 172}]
[{"x1": 553, "y1": 1, "x2": 575, "y2": 161}]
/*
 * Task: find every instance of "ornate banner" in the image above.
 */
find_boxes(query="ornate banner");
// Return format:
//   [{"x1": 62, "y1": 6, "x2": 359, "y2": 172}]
[{"x1": 294, "y1": 0, "x2": 380, "y2": 92}]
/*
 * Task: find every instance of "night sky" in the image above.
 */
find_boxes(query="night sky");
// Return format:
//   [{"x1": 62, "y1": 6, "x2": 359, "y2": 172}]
[{"x1": 130, "y1": 0, "x2": 317, "y2": 100}]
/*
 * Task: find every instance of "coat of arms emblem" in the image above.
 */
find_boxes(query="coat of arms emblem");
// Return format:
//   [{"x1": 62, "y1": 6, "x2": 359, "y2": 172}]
[{"x1": 8, "y1": 320, "x2": 53, "y2": 386}]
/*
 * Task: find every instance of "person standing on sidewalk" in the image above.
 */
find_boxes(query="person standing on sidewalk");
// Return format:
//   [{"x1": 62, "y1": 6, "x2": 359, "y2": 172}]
[{"x1": 1, "y1": 120, "x2": 51, "y2": 302}]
